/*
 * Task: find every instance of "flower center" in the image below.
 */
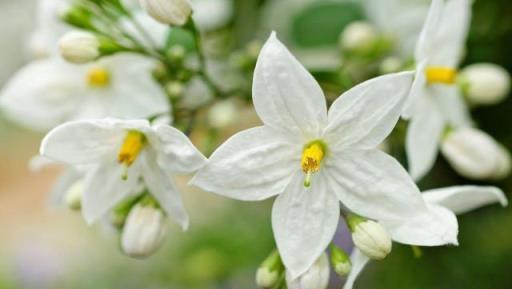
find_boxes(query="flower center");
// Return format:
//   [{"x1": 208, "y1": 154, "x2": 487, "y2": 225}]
[
  {"x1": 86, "y1": 66, "x2": 110, "y2": 87},
  {"x1": 425, "y1": 66, "x2": 457, "y2": 85},
  {"x1": 301, "y1": 141, "x2": 326, "y2": 187},
  {"x1": 118, "y1": 131, "x2": 146, "y2": 167}
]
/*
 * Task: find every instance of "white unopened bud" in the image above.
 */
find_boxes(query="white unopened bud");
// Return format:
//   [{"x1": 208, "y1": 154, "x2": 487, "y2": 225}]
[
  {"x1": 285, "y1": 253, "x2": 329, "y2": 289},
  {"x1": 121, "y1": 203, "x2": 167, "y2": 258},
  {"x1": 348, "y1": 215, "x2": 391, "y2": 260},
  {"x1": 380, "y1": 56, "x2": 403, "y2": 74},
  {"x1": 330, "y1": 245, "x2": 351, "y2": 277},
  {"x1": 64, "y1": 180, "x2": 83, "y2": 210},
  {"x1": 59, "y1": 31, "x2": 100, "y2": 64},
  {"x1": 441, "y1": 128, "x2": 511, "y2": 180},
  {"x1": 256, "y1": 267, "x2": 279, "y2": 289},
  {"x1": 460, "y1": 63, "x2": 511, "y2": 105},
  {"x1": 139, "y1": 0, "x2": 192, "y2": 26},
  {"x1": 340, "y1": 21, "x2": 377, "y2": 52},
  {"x1": 208, "y1": 100, "x2": 238, "y2": 129}
]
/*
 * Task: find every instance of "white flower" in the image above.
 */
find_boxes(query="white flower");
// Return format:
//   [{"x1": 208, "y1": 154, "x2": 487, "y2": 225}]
[
  {"x1": 340, "y1": 21, "x2": 378, "y2": 53},
  {"x1": 27, "y1": 0, "x2": 70, "y2": 58},
  {"x1": 191, "y1": 33, "x2": 457, "y2": 277},
  {"x1": 59, "y1": 31, "x2": 100, "y2": 64},
  {"x1": 343, "y1": 185, "x2": 507, "y2": 289},
  {"x1": 285, "y1": 253, "x2": 329, "y2": 289},
  {"x1": 441, "y1": 128, "x2": 511, "y2": 180},
  {"x1": 0, "y1": 54, "x2": 169, "y2": 131},
  {"x1": 139, "y1": 0, "x2": 192, "y2": 26},
  {"x1": 348, "y1": 218, "x2": 392, "y2": 260},
  {"x1": 40, "y1": 118, "x2": 206, "y2": 226},
  {"x1": 121, "y1": 203, "x2": 168, "y2": 258},
  {"x1": 403, "y1": 0, "x2": 474, "y2": 181},
  {"x1": 460, "y1": 63, "x2": 511, "y2": 105}
]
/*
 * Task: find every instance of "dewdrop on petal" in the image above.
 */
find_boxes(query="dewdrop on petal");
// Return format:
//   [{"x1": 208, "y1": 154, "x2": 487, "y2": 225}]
[
  {"x1": 139, "y1": 0, "x2": 192, "y2": 26},
  {"x1": 441, "y1": 128, "x2": 511, "y2": 180},
  {"x1": 460, "y1": 63, "x2": 511, "y2": 105},
  {"x1": 347, "y1": 214, "x2": 392, "y2": 260},
  {"x1": 340, "y1": 21, "x2": 377, "y2": 53},
  {"x1": 285, "y1": 253, "x2": 329, "y2": 289},
  {"x1": 121, "y1": 203, "x2": 167, "y2": 258},
  {"x1": 59, "y1": 31, "x2": 100, "y2": 64}
]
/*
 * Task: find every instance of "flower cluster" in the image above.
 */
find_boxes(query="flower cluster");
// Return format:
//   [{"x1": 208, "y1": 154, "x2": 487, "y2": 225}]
[{"x1": 0, "y1": 0, "x2": 509, "y2": 288}]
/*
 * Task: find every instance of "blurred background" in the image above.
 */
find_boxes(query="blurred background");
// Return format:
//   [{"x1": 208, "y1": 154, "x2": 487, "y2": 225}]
[{"x1": 0, "y1": 0, "x2": 511, "y2": 288}]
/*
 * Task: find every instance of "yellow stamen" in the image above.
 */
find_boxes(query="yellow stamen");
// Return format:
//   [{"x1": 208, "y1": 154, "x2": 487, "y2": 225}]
[
  {"x1": 118, "y1": 131, "x2": 145, "y2": 167},
  {"x1": 86, "y1": 66, "x2": 110, "y2": 87},
  {"x1": 301, "y1": 142, "x2": 325, "y2": 187},
  {"x1": 425, "y1": 66, "x2": 457, "y2": 85}
]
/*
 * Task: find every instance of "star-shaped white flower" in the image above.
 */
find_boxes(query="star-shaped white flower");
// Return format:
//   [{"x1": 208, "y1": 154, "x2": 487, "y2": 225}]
[
  {"x1": 343, "y1": 185, "x2": 508, "y2": 289},
  {"x1": 40, "y1": 118, "x2": 206, "y2": 227},
  {"x1": 403, "y1": 0, "x2": 473, "y2": 180},
  {"x1": 0, "y1": 54, "x2": 169, "y2": 131},
  {"x1": 191, "y1": 32, "x2": 458, "y2": 278}
]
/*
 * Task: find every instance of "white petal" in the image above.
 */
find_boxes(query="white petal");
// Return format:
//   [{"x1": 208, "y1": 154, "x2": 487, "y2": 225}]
[
  {"x1": 151, "y1": 124, "x2": 206, "y2": 174},
  {"x1": 41, "y1": 119, "x2": 124, "y2": 165},
  {"x1": 0, "y1": 59, "x2": 83, "y2": 131},
  {"x1": 325, "y1": 71, "x2": 414, "y2": 150},
  {"x1": 101, "y1": 54, "x2": 170, "y2": 119},
  {"x1": 190, "y1": 126, "x2": 301, "y2": 201},
  {"x1": 429, "y1": 0, "x2": 471, "y2": 67},
  {"x1": 272, "y1": 172, "x2": 339, "y2": 278},
  {"x1": 402, "y1": 60, "x2": 427, "y2": 119},
  {"x1": 82, "y1": 159, "x2": 140, "y2": 224},
  {"x1": 41, "y1": 119, "x2": 149, "y2": 165},
  {"x1": 406, "y1": 94, "x2": 445, "y2": 181},
  {"x1": 382, "y1": 203, "x2": 459, "y2": 246},
  {"x1": 414, "y1": 0, "x2": 444, "y2": 62},
  {"x1": 252, "y1": 32, "x2": 327, "y2": 137},
  {"x1": 422, "y1": 186, "x2": 508, "y2": 215},
  {"x1": 141, "y1": 150, "x2": 189, "y2": 230},
  {"x1": 342, "y1": 249, "x2": 370, "y2": 289},
  {"x1": 431, "y1": 85, "x2": 472, "y2": 128},
  {"x1": 325, "y1": 149, "x2": 426, "y2": 222}
]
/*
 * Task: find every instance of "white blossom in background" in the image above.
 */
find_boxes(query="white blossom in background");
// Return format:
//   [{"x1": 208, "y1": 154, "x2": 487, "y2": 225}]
[
  {"x1": 191, "y1": 0, "x2": 233, "y2": 31},
  {"x1": 0, "y1": 54, "x2": 169, "y2": 131},
  {"x1": 40, "y1": 118, "x2": 206, "y2": 226},
  {"x1": 27, "y1": 0, "x2": 70, "y2": 59},
  {"x1": 339, "y1": 21, "x2": 378, "y2": 53},
  {"x1": 403, "y1": 0, "x2": 475, "y2": 180},
  {"x1": 460, "y1": 63, "x2": 511, "y2": 106},
  {"x1": 192, "y1": 33, "x2": 458, "y2": 278},
  {"x1": 362, "y1": 0, "x2": 430, "y2": 58},
  {"x1": 343, "y1": 185, "x2": 507, "y2": 289},
  {"x1": 286, "y1": 253, "x2": 329, "y2": 289},
  {"x1": 441, "y1": 128, "x2": 511, "y2": 180}
]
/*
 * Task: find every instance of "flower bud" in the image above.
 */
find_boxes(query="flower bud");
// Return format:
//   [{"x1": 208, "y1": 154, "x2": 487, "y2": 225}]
[
  {"x1": 121, "y1": 203, "x2": 167, "y2": 258},
  {"x1": 441, "y1": 128, "x2": 511, "y2": 180},
  {"x1": 379, "y1": 56, "x2": 403, "y2": 74},
  {"x1": 460, "y1": 63, "x2": 511, "y2": 106},
  {"x1": 139, "y1": 0, "x2": 192, "y2": 26},
  {"x1": 285, "y1": 253, "x2": 329, "y2": 289},
  {"x1": 59, "y1": 31, "x2": 100, "y2": 64},
  {"x1": 330, "y1": 245, "x2": 351, "y2": 277},
  {"x1": 347, "y1": 215, "x2": 392, "y2": 260},
  {"x1": 208, "y1": 100, "x2": 238, "y2": 129},
  {"x1": 256, "y1": 250, "x2": 283, "y2": 289},
  {"x1": 64, "y1": 180, "x2": 83, "y2": 210},
  {"x1": 340, "y1": 21, "x2": 378, "y2": 53}
]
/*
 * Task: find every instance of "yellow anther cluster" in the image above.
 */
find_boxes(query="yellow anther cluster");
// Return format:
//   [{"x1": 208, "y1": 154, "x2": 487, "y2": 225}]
[
  {"x1": 425, "y1": 66, "x2": 457, "y2": 85},
  {"x1": 301, "y1": 142, "x2": 326, "y2": 187},
  {"x1": 86, "y1": 66, "x2": 111, "y2": 87},
  {"x1": 118, "y1": 131, "x2": 145, "y2": 167}
]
